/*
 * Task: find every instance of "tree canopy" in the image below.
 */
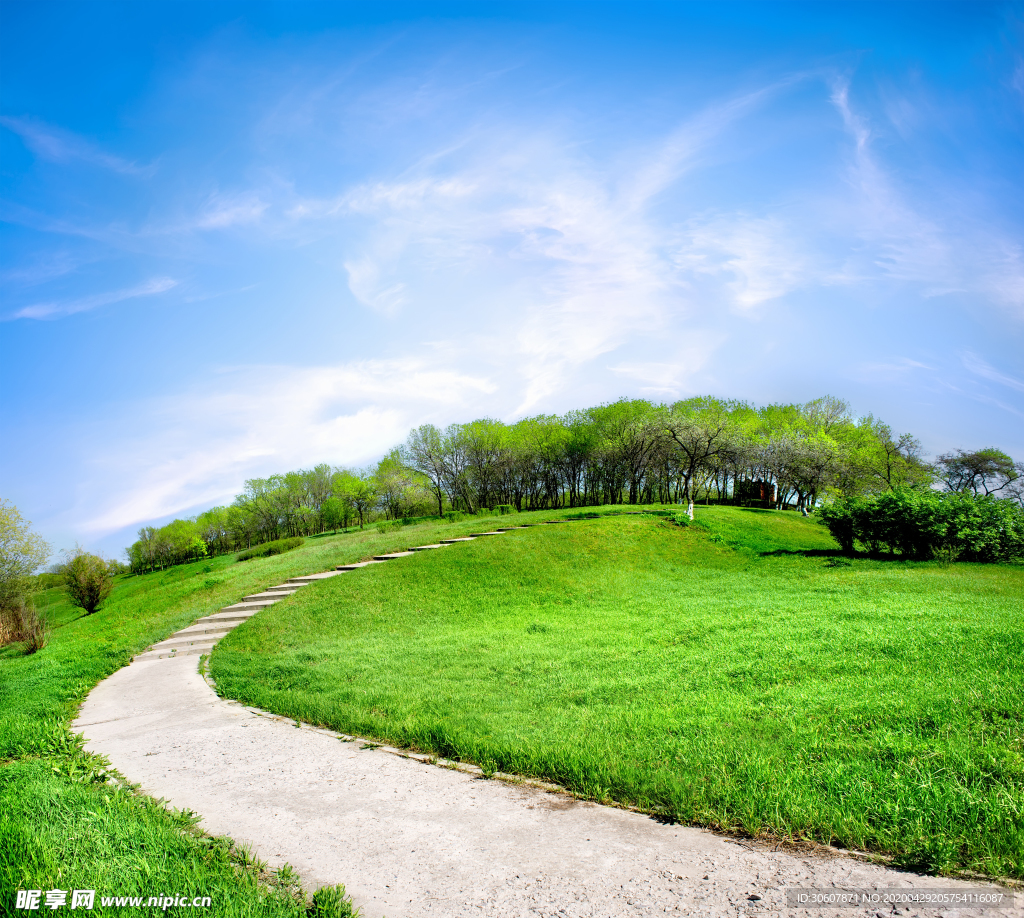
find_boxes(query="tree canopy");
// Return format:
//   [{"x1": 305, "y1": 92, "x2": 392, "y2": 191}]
[{"x1": 122, "y1": 395, "x2": 1020, "y2": 573}]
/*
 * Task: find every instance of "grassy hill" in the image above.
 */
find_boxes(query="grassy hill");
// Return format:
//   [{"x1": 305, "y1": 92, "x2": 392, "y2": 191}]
[
  {"x1": 210, "y1": 508, "x2": 1023, "y2": 880},
  {"x1": 1, "y1": 517, "x2": 503, "y2": 916},
  {"x1": 1, "y1": 507, "x2": 1021, "y2": 912}
]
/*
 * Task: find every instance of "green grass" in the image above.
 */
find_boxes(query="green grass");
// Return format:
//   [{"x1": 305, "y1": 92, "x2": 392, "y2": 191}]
[
  {"x1": 2, "y1": 516, "x2": 499, "y2": 915},
  {"x1": 209, "y1": 508, "x2": 1024, "y2": 880}
]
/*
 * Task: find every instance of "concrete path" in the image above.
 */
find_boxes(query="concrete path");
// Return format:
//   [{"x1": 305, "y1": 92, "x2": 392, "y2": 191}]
[{"x1": 75, "y1": 530, "x2": 1019, "y2": 918}]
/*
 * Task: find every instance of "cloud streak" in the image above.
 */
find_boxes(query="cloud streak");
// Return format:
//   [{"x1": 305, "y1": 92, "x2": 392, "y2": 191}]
[
  {"x1": 78, "y1": 359, "x2": 497, "y2": 535},
  {"x1": 0, "y1": 116, "x2": 155, "y2": 176},
  {"x1": 11, "y1": 277, "x2": 179, "y2": 320},
  {"x1": 830, "y1": 78, "x2": 1024, "y2": 317}
]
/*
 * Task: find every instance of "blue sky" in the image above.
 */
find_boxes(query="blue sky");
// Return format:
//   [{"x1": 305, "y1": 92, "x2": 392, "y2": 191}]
[{"x1": 2, "y1": 1, "x2": 1023, "y2": 562}]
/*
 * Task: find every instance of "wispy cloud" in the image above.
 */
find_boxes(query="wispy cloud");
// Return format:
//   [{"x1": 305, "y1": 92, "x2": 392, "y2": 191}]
[
  {"x1": 197, "y1": 192, "x2": 269, "y2": 229},
  {"x1": 0, "y1": 116, "x2": 155, "y2": 176},
  {"x1": 78, "y1": 359, "x2": 497, "y2": 534},
  {"x1": 620, "y1": 76, "x2": 801, "y2": 212},
  {"x1": 674, "y1": 215, "x2": 809, "y2": 310},
  {"x1": 962, "y1": 351, "x2": 1024, "y2": 394},
  {"x1": 830, "y1": 78, "x2": 1024, "y2": 316},
  {"x1": 293, "y1": 81, "x2": 815, "y2": 411},
  {"x1": 11, "y1": 277, "x2": 178, "y2": 320},
  {"x1": 1, "y1": 251, "x2": 90, "y2": 287}
]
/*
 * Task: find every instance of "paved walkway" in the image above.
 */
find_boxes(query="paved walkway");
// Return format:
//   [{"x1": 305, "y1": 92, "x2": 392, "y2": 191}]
[{"x1": 74, "y1": 526, "x2": 1018, "y2": 918}]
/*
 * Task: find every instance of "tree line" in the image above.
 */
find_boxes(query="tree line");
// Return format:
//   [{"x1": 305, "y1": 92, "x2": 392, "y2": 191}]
[{"x1": 124, "y1": 395, "x2": 1023, "y2": 573}]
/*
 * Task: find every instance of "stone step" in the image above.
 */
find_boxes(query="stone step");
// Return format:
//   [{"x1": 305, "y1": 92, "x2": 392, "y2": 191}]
[
  {"x1": 173, "y1": 621, "x2": 238, "y2": 638},
  {"x1": 196, "y1": 610, "x2": 258, "y2": 625},
  {"x1": 150, "y1": 634, "x2": 227, "y2": 652},
  {"x1": 373, "y1": 551, "x2": 415, "y2": 561},
  {"x1": 134, "y1": 646, "x2": 208, "y2": 662},
  {"x1": 266, "y1": 583, "x2": 305, "y2": 592},
  {"x1": 287, "y1": 571, "x2": 343, "y2": 584},
  {"x1": 408, "y1": 544, "x2": 446, "y2": 551},
  {"x1": 220, "y1": 600, "x2": 278, "y2": 612},
  {"x1": 336, "y1": 560, "x2": 385, "y2": 571},
  {"x1": 468, "y1": 531, "x2": 505, "y2": 536},
  {"x1": 439, "y1": 537, "x2": 477, "y2": 544},
  {"x1": 242, "y1": 590, "x2": 295, "y2": 602}
]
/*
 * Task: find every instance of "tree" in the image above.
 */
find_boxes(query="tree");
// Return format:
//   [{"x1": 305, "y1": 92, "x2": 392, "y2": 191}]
[
  {"x1": 321, "y1": 496, "x2": 345, "y2": 533},
  {"x1": 63, "y1": 547, "x2": 115, "y2": 614},
  {"x1": 403, "y1": 425, "x2": 448, "y2": 516},
  {"x1": 336, "y1": 471, "x2": 378, "y2": 529},
  {"x1": 664, "y1": 397, "x2": 735, "y2": 518},
  {"x1": 0, "y1": 499, "x2": 51, "y2": 613},
  {"x1": 0, "y1": 499, "x2": 52, "y2": 649},
  {"x1": 935, "y1": 448, "x2": 1020, "y2": 498}
]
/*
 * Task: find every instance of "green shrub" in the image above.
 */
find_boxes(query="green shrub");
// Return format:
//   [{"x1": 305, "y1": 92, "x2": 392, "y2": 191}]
[
  {"x1": 62, "y1": 550, "x2": 114, "y2": 614},
  {"x1": 375, "y1": 519, "x2": 402, "y2": 534},
  {"x1": 495, "y1": 504, "x2": 516, "y2": 515},
  {"x1": 818, "y1": 490, "x2": 1024, "y2": 562},
  {"x1": 235, "y1": 537, "x2": 305, "y2": 563},
  {"x1": 442, "y1": 510, "x2": 465, "y2": 522}
]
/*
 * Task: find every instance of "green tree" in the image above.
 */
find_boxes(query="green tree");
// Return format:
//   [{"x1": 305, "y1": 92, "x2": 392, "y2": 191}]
[
  {"x1": 0, "y1": 499, "x2": 52, "y2": 649},
  {"x1": 0, "y1": 499, "x2": 51, "y2": 614},
  {"x1": 935, "y1": 448, "x2": 1020, "y2": 497},
  {"x1": 62, "y1": 547, "x2": 115, "y2": 614},
  {"x1": 335, "y1": 470, "x2": 378, "y2": 528},
  {"x1": 321, "y1": 496, "x2": 345, "y2": 533}
]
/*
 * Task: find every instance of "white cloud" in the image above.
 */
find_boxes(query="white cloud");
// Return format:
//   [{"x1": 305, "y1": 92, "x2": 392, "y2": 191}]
[
  {"x1": 962, "y1": 352, "x2": 1024, "y2": 394},
  {"x1": 609, "y1": 335, "x2": 725, "y2": 398},
  {"x1": 674, "y1": 215, "x2": 809, "y2": 310},
  {"x1": 830, "y1": 78, "x2": 1024, "y2": 317},
  {"x1": 0, "y1": 116, "x2": 154, "y2": 176},
  {"x1": 11, "y1": 277, "x2": 178, "y2": 320},
  {"x1": 314, "y1": 85, "x2": 813, "y2": 410},
  {"x1": 197, "y1": 192, "x2": 269, "y2": 229},
  {"x1": 76, "y1": 359, "x2": 497, "y2": 535}
]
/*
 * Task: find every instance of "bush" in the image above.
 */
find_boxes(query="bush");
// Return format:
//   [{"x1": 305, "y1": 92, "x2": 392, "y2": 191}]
[
  {"x1": 818, "y1": 489, "x2": 1024, "y2": 562},
  {"x1": 442, "y1": 510, "x2": 465, "y2": 522},
  {"x1": 235, "y1": 536, "x2": 305, "y2": 562},
  {"x1": 495, "y1": 504, "x2": 516, "y2": 515},
  {"x1": 375, "y1": 519, "x2": 402, "y2": 534},
  {"x1": 62, "y1": 550, "x2": 115, "y2": 614},
  {"x1": 0, "y1": 598, "x2": 49, "y2": 652},
  {"x1": 0, "y1": 499, "x2": 51, "y2": 640}
]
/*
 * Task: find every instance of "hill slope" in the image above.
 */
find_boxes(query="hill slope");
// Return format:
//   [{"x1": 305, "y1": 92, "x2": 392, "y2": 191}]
[{"x1": 211, "y1": 508, "x2": 1024, "y2": 879}]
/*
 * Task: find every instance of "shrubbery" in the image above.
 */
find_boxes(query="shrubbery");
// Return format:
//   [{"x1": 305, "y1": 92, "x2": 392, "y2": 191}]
[
  {"x1": 235, "y1": 536, "x2": 305, "y2": 562},
  {"x1": 818, "y1": 489, "x2": 1024, "y2": 562},
  {"x1": 62, "y1": 549, "x2": 115, "y2": 614}
]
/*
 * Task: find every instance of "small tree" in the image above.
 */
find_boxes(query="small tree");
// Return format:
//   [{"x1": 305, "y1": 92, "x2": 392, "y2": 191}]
[
  {"x1": 62, "y1": 547, "x2": 115, "y2": 614},
  {"x1": 0, "y1": 499, "x2": 52, "y2": 650},
  {"x1": 935, "y1": 448, "x2": 1019, "y2": 497}
]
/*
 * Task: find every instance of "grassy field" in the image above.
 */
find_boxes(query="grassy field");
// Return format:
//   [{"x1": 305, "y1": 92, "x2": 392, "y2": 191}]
[
  {"x1": 209, "y1": 508, "x2": 1024, "y2": 880},
  {"x1": 1, "y1": 516, "x2": 506, "y2": 916}
]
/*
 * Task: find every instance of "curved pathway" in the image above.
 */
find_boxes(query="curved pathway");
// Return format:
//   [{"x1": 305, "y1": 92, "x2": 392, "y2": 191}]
[{"x1": 75, "y1": 525, "x2": 1019, "y2": 918}]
